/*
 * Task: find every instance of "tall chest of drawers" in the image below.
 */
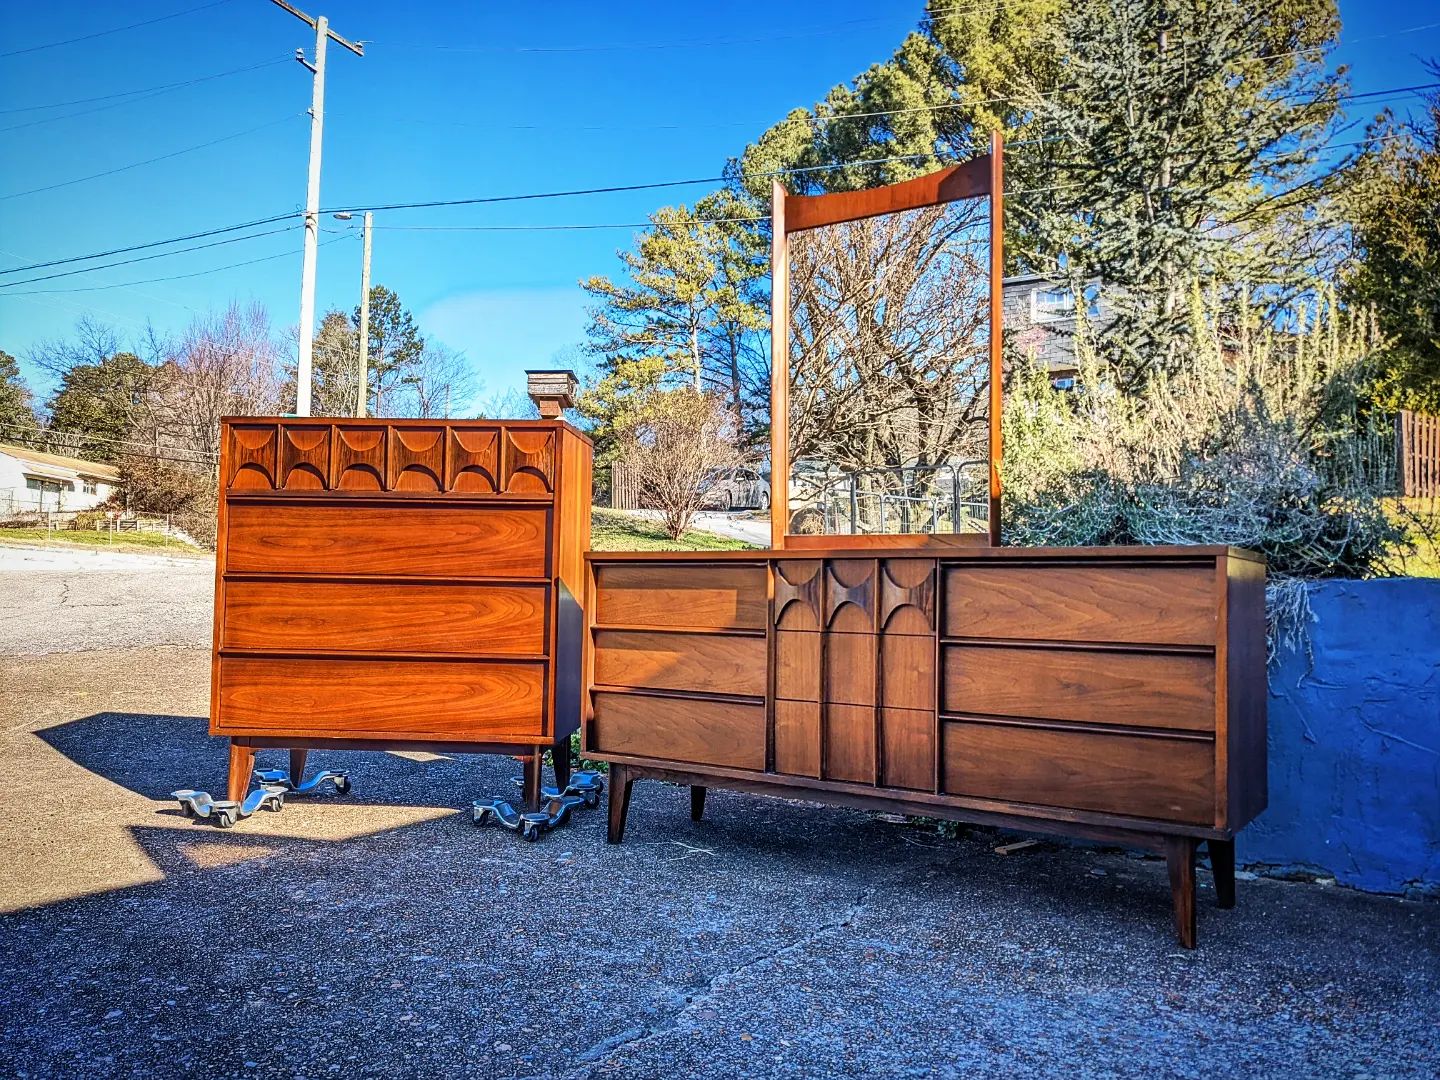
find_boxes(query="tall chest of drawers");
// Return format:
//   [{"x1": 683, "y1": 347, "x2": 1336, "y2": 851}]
[
  {"x1": 584, "y1": 546, "x2": 1267, "y2": 947},
  {"x1": 210, "y1": 416, "x2": 591, "y2": 800}
]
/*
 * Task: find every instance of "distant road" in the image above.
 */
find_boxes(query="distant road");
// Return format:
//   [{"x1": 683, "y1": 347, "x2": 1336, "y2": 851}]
[{"x1": 0, "y1": 545, "x2": 213, "y2": 656}]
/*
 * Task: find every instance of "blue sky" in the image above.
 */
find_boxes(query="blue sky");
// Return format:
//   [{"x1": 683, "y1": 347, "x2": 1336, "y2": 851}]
[{"x1": 1, "y1": 1, "x2": 1437, "y2": 409}]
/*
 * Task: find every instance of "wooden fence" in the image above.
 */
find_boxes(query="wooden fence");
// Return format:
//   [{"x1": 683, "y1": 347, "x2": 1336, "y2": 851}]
[
  {"x1": 594, "y1": 462, "x2": 642, "y2": 510},
  {"x1": 1398, "y1": 409, "x2": 1440, "y2": 499}
]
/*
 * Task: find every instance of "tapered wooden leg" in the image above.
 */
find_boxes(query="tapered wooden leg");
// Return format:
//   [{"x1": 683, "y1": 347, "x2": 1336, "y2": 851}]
[
  {"x1": 522, "y1": 749, "x2": 543, "y2": 810},
  {"x1": 552, "y1": 738, "x2": 572, "y2": 792},
  {"x1": 1210, "y1": 838, "x2": 1236, "y2": 909},
  {"x1": 227, "y1": 742, "x2": 255, "y2": 803},
  {"x1": 288, "y1": 748, "x2": 309, "y2": 784},
  {"x1": 690, "y1": 785, "x2": 706, "y2": 822},
  {"x1": 1165, "y1": 836, "x2": 1199, "y2": 949},
  {"x1": 607, "y1": 764, "x2": 634, "y2": 845}
]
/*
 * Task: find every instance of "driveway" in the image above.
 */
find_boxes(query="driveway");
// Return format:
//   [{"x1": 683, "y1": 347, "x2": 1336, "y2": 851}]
[{"x1": 1, "y1": 547, "x2": 1436, "y2": 1078}]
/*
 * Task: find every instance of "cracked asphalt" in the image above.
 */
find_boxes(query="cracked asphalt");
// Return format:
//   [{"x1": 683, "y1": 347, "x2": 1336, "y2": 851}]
[{"x1": 2, "y1": 545, "x2": 1437, "y2": 1078}]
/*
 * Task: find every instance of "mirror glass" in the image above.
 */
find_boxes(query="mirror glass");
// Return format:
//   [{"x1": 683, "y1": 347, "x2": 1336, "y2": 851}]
[{"x1": 785, "y1": 197, "x2": 992, "y2": 538}]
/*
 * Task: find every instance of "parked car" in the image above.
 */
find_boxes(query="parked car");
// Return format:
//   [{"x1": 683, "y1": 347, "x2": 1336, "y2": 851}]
[{"x1": 702, "y1": 466, "x2": 770, "y2": 510}]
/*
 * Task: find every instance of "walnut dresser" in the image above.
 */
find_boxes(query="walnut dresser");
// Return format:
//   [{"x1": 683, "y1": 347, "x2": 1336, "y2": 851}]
[
  {"x1": 583, "y1": 545, "x2": 1266, "y2": 947},
  {"x1": 210, "y1": 416, "x2": 592, "y2": 804}
]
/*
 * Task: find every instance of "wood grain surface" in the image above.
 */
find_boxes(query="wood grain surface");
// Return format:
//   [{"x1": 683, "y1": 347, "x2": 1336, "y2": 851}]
[
  {"x1": 222, "y1": 580, "x2": 548, "y2": 655},
  {"x1": 942, "y1": 720, "x2": 1215, "y2": 823},
  {"x1": 942, "y1": 645, "x2": 1215, "y2": 731},
  {"x1": 590, "y1": 690, "x2": 765, "y2": 770},
  {"x1": 943, "y1": 564, "x2": 1217, "y2": 645},
  {"x1": 216, "y1": 656, "x2": 547, "y2": 740},
  {"x1": 594, "y1": 563, "x2": 767, "y2": 630},
  {"x1": 593, "y1": 630, "x2": 766, "y2": 697},
  {"x1": 225, "y1": 502, "x2": 550, "y2": 578}
]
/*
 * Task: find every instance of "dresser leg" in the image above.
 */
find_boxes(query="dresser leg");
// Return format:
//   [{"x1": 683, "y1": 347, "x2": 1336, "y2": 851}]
[
  {"x1": 690, "y1": 785, "x2": 706, "y2": 822},
  {"x1": 552, "y1": 738, "x2": 573, "y2": 791},
  {"x1": 227, "y1": 742, "x2": 256, "y2": 803},
  {"x1": 1165, "y1": 836, "x2": 1199, "y2": 948},
  {"x1": 289, "y1": 748, "x2": 309, "y2": 785},
  {"x1": 522, "y1": 749, "x2": 543, "y2": 809},
  {"x1": 1209, "y1": 838, "x2": 1236, "y2": 909},
  {"x1": 607, "y1": 764, "x2": 634, "y2": 844}
]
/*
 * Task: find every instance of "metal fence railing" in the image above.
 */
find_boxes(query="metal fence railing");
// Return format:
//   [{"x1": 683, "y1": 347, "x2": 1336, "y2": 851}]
[{"x1": 790, "y1": 460, "x2": 990, "y2": 536}]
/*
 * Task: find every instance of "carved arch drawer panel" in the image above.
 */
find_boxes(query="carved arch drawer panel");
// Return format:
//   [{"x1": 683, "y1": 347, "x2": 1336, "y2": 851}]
[{"x1": 222, "y1": 419, "x2": 570, "y2": 499}]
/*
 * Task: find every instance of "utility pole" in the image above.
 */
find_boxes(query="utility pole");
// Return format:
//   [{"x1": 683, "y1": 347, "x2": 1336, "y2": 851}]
[
  {"x1": 268, "y1": 0, "x2": 363, "y2": 417},
  {"x1": 357, "y1": 210, "x2": 372, "y2": 417}
]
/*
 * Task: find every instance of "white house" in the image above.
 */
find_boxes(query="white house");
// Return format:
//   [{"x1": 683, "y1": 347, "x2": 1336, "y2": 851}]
[{"x1": 0, "y1": 443, "x2": 121, "y2": 515}]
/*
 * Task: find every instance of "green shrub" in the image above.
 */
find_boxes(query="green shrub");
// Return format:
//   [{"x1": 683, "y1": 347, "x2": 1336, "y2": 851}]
[{"x1": 1003, "y1": 286, "x2": 1417, "y2": 646}]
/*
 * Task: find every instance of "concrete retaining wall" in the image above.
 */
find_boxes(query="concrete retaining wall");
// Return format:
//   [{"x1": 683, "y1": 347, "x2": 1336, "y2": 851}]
[{"x1": 1240, "y1": 578, "x2": 1440, "y2": 895}]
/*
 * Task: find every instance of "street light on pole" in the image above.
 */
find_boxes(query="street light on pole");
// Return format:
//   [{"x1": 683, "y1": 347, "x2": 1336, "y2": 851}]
[
  {"x1": 268, "y1": 0, "x2": 363, "y2": 418},
  {"x1": 334, "y1": 210, "x2": 373, "y2": 418}
]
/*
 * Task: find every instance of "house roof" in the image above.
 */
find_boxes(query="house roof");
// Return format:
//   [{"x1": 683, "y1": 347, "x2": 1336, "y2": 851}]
[{"x1": 0, "y1": 443, "x2": 121, "y2": 481}]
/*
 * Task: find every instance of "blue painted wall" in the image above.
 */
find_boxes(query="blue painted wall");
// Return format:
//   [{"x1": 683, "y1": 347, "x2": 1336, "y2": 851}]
[{"x1": 1240, "y1": 578, "x2": 1440, "y2": 894}]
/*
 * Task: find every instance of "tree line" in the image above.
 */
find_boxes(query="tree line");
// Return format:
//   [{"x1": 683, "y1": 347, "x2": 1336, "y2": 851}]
[
  {"x1": 0, "y1": 288, "x2": 478, "y2": 540},
  {"x1": 576, "y1": 0, "x2": 1440, "y2": 498}
]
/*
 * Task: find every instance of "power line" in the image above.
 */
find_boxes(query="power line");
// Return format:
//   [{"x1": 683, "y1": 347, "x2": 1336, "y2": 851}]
[
  {"x1": 0, "y1": 226, "x2": 297, "y2": 290},
  {"x1": 0, "y1": 57, "x2": 289, "y2": 114},
  {"x1": 366, "y1": 217, "x2": 765, "y2": 232},
  {"x1": 0, "y1": 113, "x2": 303, "y2": 201},
  {"x1": 1, "y1": 233, "x2": 351, "y2": 296},
  {"x1": 0, "y1": 213, "x2": 300, "y2": 278},
  {"x1": 367, "y1": 7, "x2": 961, "y2": 55},
  {"x1": 0, "y1": 58, "x2": 290, "y2": 133},
  {"x1": 1, "y1": 109, "x2": 1419, "y2": 285},
  {"x1": 0, "y1": 0, "x2": 238, "y2": 60}
]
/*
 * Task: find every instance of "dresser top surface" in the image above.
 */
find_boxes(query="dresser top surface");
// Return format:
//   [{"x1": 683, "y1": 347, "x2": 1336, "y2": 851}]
[{"x1": 585, "y1": 544, "x2": 1264, "y2": 565}]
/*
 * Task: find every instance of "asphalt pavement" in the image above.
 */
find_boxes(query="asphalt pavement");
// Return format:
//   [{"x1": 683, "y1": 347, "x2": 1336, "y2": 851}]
[{"x1": 1, "y1": 546, "x2": 1436, "y2": 1079}]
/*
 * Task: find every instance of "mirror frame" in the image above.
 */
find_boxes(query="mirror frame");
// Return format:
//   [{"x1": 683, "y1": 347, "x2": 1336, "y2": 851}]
[{"x1": 769, "y1": 132, "x2": 1004, "y2": 550}]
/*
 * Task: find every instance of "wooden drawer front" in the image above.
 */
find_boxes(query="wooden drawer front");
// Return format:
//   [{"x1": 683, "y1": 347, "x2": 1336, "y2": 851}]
[
  {"x1": 942, "y1": 646, "x2": 1215, "y2": 732},
  {"x1": 222, "y1": 580, "x2": 547, "y2": 656},
  {"x1": 774, "y1": 699, "x2": 820, "y2": 777},
  {"x1": 774, "y1": 630, "x2": 821, "y2": 701},
  {"x1": 216, "y1": 657, "x2": 545, "y2": 740},
  {"x1": 942, "y1": 721, "x2": 1215, "y2": 824},
  {"x1": 825, "y1": 703, "x2": 876, "y2": 784},
  {"x1": 880, "y1": 634, "x2": 935, "y2": 711},
  {"x1": 225, "y1": 502, "x2": 549, "y2": 579},
  {"x1": 593, "y1": 630, "x2": 765, "y2": 697},
  {"x1": 943, "y1": 564, "x2": 1216, "y2": 646},
  {"x1": 593, "y1": 564, "x2": 767, "y2": 630},
  {"x1": 590, "y1": 691, "x2": 765, "y2": 770},
  {"x1": 824, "y1": 633, "x2": 876, "y2": 706},
  {"x1": 881, "y1": 707, "x2": 934, "y2": 791}
]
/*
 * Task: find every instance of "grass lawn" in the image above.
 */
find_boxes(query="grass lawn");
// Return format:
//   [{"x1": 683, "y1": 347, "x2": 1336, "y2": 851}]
[
  {"x1": 0, "y1": 527, "x2": 206, "y2": 557},
  {"x1": 590, "y1": 508, "x2": 755, "y2": 552},
  {"x1": 1388, "y1": 499, "x2": 1440, "y2": 578}
]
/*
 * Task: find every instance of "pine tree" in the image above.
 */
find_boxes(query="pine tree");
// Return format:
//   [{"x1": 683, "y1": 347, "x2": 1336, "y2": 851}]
[
  {"x1": 0, "y1": 350, "x2": 39, "y2": 437},
  {"x1": 581, "y1": 200, "x2": 768, "y2": 446},
  {"x1": 46, "y1": 351, "x2": 152, "y2": 463},
  {"x1": 1343, "y1": 81, "x2": 1440, "y2": 411},
  {"x1": 1019, "y1": 0, "x2": 1344, "y2": 382},
  {"x1": 310, "y1": 309, "x2": 361, "y2": 416}
]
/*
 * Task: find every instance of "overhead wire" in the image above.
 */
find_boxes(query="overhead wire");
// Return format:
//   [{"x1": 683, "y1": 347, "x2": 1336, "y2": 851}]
[
  {"x1": 0, "y1": 226, "x2": 298, "y2": 289},
  {"x1": 0, "y1": 0, "x2": 237, "y2": 60},
  {"x1": 0, "y1": 113, "x2": 304, "y2": 201},
  {"x1": 0, "y1": 58, "x2": 292, "y2": 133},
  {"x1": 2, "y1": 233, "x2": 352, "y2": 297}
]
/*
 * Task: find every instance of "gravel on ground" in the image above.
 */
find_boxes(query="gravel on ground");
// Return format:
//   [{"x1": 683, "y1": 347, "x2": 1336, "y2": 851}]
[{"x1": 1, "y1": 545, "x2": 1436, "y2": 1079}]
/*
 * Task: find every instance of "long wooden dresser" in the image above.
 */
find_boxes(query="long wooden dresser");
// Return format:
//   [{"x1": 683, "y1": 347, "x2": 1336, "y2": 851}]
[
  {"x1": 211, "y1": 416, "x2": 591, "y2": 803},
  {"x1": 583, "y1": 546, "x2": 1266, "y2": 947}
]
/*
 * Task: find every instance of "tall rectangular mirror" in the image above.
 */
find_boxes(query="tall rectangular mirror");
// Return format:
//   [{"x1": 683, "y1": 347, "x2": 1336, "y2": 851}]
[{"x1": 770, "y1": 134, "x2": 1003, "y2": 549}]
